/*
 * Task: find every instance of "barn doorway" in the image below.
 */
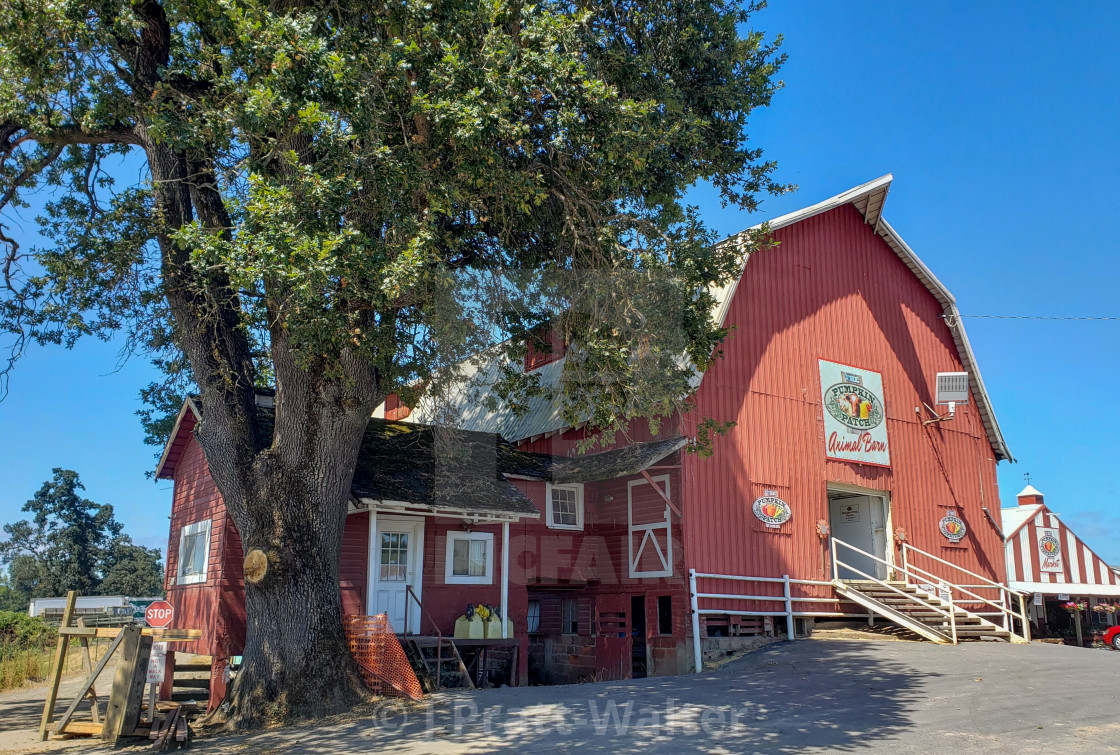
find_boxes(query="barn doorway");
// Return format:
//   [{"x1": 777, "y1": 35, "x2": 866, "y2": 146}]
[
  {"x1": 630, "y1": 595, "x2": 647, "y2": 678},
  {"x1": 828, "y1": 488, "x2": 890, "y2": 581}
]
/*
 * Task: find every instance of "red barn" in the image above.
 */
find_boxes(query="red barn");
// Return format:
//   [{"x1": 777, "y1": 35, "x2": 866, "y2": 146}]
[
  {"x1": 1002, "y1": 485, "x2": 1120, "y2": 638},
  {"x1": 158, "y1": 176, "x2": 1023, "y2": 702}
]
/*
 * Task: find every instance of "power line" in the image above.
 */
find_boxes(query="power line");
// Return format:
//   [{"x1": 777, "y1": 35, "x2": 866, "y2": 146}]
[{"x1": 947, "y1": 314, "x2": 1120, "y2": 321}]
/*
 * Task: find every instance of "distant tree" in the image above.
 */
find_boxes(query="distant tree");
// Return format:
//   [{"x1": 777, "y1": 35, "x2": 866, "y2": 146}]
[
  {"x1": 99, "y1": 542, "x2": 164, "y2": 597},
  {"x1": 0, "y1": 469, "x2": 162, "y2": 601},
  {"x1": 0, "y1": 574, "x2": 27, "y2": 613}
]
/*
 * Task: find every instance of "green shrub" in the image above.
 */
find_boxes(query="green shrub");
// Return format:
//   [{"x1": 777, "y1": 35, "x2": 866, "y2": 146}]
[{"x1": 0, "y1": 611, "x2": 56, "y2": 654}]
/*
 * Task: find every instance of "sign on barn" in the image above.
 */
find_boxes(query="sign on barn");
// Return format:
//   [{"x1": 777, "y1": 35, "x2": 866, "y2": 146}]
[
  {"x1": 1037, "y1": 527, "x2": 1063, "y2": 572},
  {"x1": 819, "y1": 359, "x2": 891, "y2": 467}
]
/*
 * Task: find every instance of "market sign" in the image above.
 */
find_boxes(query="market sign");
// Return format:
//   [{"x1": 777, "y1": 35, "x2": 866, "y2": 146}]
[
  {"x1": 1037, "y1": 527, "x2": 1063, "y2": 573},
  {"x1": 939, "y1": 513, "x2": 967, "y2": 543},
  {"x1": 819, "y1": 360, "x2": 890, "y2": 467},
  {"x1": 752, "y1": 496, "x2": 792, "y2": 529}
]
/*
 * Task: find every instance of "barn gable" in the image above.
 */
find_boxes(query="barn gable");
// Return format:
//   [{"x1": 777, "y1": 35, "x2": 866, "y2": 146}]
[
  {"x1": 711, "y1": 175, "x2": 1009, "y2": 461},
  {"x1": 1002, "y1": 487, "x2": 1120, "y2": 594}
]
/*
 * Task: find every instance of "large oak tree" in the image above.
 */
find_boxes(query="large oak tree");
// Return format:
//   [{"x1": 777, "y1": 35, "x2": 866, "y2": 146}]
[{"x1": 1, "y1": 0, "x2": 784, "y2": 726}]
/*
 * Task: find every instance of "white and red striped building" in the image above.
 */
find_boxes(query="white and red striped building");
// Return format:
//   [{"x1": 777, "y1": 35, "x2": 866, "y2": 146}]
[{"x1": 1002, "y1": 485, "x2": 1120, "y2": 631}]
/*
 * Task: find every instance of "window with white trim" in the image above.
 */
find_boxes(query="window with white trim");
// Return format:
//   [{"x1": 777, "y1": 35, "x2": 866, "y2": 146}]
[
  {"x1": 444, "y1": 531, "x2": 494, "y2": 585},
  {"x1": 176, "y1": 519, "x2": 211, "y2": 585},
  {"x1": 547, "y1": 483, "x2": 584, "y2": 530}
]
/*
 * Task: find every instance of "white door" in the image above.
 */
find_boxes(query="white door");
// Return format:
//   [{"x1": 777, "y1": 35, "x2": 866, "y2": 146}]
[
  {"x1": 368, "y1": 516, "x2": 424, "y2": 634},
  {"x1": 829, "y1": 494, "x2": 889, "y2": 580}
]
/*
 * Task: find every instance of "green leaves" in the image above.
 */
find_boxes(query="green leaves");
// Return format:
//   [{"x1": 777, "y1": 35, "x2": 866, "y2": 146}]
[{"x1": 1, "y1": 0, "x2": 786, "y2": 446}]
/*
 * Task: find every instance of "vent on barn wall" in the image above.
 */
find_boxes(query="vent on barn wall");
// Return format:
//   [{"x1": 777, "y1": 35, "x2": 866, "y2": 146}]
[{"x1": 921, "y1": 372, "x2": 969, "y2": 425}]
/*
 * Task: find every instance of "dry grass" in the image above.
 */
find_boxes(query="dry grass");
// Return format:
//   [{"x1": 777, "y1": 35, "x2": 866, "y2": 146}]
[{"x1": 0, "y1": 639, "x2": 110, "y2": 691}]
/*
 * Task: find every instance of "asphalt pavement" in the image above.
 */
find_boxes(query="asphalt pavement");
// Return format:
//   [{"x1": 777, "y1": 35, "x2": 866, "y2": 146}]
[{"x1": 199, "y1": 637, "x2": 1120, "y2": 754}]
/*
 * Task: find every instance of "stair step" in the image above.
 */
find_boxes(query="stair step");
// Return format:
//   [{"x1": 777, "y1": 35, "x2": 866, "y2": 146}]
[
  {"x1": 172, "y1": 678, "x2": 212, "y2": 689},
  {"x1": 173, "y1": 661, "x2": 212, "y2": 672}
]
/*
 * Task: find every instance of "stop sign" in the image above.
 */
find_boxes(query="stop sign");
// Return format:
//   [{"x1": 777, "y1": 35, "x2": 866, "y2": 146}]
[{"x1": 145, "y1": 600, "x2": 174, "y2": 628}]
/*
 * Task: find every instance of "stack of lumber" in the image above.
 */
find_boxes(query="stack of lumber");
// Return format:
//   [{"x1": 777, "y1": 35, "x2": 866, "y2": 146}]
[{"x1": 149, "y1": 701, "x2": 197, "y2": 750}]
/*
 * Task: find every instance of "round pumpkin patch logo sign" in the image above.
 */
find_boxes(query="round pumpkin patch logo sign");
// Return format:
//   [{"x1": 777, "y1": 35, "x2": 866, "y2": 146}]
[
  {"x1": 1039, "y1": 533, "x2": 1061, "y2": 558},
  {"x1": 939, "y1": 514, "x2": 967, "y2": 543},
  {"x1": 753, "y1": 496, "x2": 791, "y2": 529}
]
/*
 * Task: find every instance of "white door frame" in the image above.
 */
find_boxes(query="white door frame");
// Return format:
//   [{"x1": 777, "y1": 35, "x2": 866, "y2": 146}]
[
  {"x1": 367, "y1": 511, "x2": 425, "y2": 634},
  {"x1": 826, "y1": 484, "x2": 893, "y2": 575}
]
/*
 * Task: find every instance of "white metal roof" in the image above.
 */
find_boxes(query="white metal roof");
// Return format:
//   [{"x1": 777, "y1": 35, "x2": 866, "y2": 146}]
[
  {"x1": 999, "y1": 504, "x2": 1042, "y2": 539},
  {"x1": 404, "y1": 353, "x2": 572, "y2": 442},
  {"x1": 396, "y1": 176, "x2": 1012, "y2": 460},
  {"x1": 1017, "y1": 484, "x2": 1044, "y2": 498},
  {"x1": 1009, "y1": 580, "x2": 1120, "y2": 598}
]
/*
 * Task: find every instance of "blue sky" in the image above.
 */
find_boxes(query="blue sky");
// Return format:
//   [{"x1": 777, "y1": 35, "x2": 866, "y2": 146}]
[{"x1": 1, "y1": 2, "x2": 1118, "y2": 562}]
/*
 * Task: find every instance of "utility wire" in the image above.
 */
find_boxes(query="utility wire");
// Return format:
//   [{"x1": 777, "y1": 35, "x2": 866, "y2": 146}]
[{"x1": 946, "y1": 314, "x2": 1120, "y2": 321}]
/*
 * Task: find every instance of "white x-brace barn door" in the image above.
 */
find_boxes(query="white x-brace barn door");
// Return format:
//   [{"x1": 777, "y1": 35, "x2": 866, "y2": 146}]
[{"x1": 628, "y1": 474, "x2": 673, "y2": 578}]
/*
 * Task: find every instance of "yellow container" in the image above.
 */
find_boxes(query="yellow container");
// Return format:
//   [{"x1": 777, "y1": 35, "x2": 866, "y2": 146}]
[
  {"x1": 454, "y1": 614, "x2": 485, "y2": 639},
  {"x1": 485, "y1": 617, "x2": 513, "y2": 639}
]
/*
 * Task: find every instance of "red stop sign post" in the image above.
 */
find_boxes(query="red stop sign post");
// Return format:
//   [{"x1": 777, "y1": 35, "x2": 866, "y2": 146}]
[{"x1": 145, "y1": 600, "x2": 174, "y2": 628}]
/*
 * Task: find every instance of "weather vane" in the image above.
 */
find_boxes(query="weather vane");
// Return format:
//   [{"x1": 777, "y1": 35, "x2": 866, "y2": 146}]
[{"x1": 1024, "y1": 472, "x2": 1032, "y2": 485}]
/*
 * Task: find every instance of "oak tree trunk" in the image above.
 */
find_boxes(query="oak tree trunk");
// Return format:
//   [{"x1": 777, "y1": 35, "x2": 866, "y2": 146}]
[
  {"x1": 129, "y1": 7, "x2": 384, "y2": 723},
  {"x1": 196, "y1": 357, "x2": 381, "y2": 727}
]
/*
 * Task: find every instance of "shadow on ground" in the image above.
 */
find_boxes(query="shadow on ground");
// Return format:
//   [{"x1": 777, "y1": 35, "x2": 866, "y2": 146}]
[{"x1": 221, "y1": 639, "x2": 935, "y2": 754}]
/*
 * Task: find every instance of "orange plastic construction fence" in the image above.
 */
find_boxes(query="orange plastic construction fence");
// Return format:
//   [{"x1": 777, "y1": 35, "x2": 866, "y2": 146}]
[{"x1": 343, "y1": 614, "x2": 425, "y2": 702}]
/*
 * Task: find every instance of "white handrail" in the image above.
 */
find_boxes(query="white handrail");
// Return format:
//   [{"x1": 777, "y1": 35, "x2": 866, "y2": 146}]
[
  {"x1": 905, "y1": 562, "x2": 1010, "y2": 614},
  {"x1": 902, "y1": 542, "x2": 1005, "y2": 590},
  {"x1": 831, "y1": 538, "x2": 957, "y2": 626},
  {"x1": 900, "y1": 542, "x2": 1030, "y2": 641},
  {"x1": 689, "y1": 569, "x2": 850, "y2": 667}
]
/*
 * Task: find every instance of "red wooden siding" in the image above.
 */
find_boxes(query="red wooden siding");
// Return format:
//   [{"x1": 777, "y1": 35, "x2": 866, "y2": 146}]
[
  {"x1": 383, "y1": 394, "x2": 412, "y2": 421},
  {"x1": 1004, "y1": 506, "x2": 1120, "y2": 588},
  {"x1": 681, "y1": 204, "x2": 1005, "y2": 588},
  {"x1": 165, "y1": 435, "x2": 245, "y2": 658},
  {"x1": 341, "y1": 512, "x2": 370, "y2": 615},
  {"x1": 417, "y1": 518, "x2": 524, "y2": 631},
  {"x1": 515, "y1": 416, "x2": 667, "y2": 456},
  {"x1": 525, "y1": 326, "x2": 567, "y2": 371}
]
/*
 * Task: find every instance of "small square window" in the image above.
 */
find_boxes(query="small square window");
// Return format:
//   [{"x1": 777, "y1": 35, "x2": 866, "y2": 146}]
[
  {"x1": 444, "y1": 531, "x2": 493, "y2": 585},
  {"x1": 547, "y1": 483, "x2": 584, "y2": 530},
  {"x1": 562, "y1": 598, "x2": 580, "y2": 635},
  {"x1": 527, "y1": 600, "x2": 541, "y2": 633},
  {"x1": 657, "y1": 595, "x2": 673, "y2": 635}
]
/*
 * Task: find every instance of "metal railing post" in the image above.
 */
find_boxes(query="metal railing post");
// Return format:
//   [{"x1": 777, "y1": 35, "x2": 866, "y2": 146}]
[
  {"x1": 1018, "y1": 593, "x2": 1032, "y2": 642},
  {"x1": 689, "y1": 569, "x2": 703, "y2": 673},
  {"x1": 830, "y1": 537, "x2": 839, "y2": 581},
  {"x1": 783, "y1": 575, "x2": 795, "y2": 641},
  {"x1": 1001, "y1": 589, "x2": 1010, "y2": 631},
  {"x1": 900, "y1": 544, "x2": 909, "y2": 585},
  {"x1": 949, "y1": 593, "x2": 958, "y2": 644}
]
